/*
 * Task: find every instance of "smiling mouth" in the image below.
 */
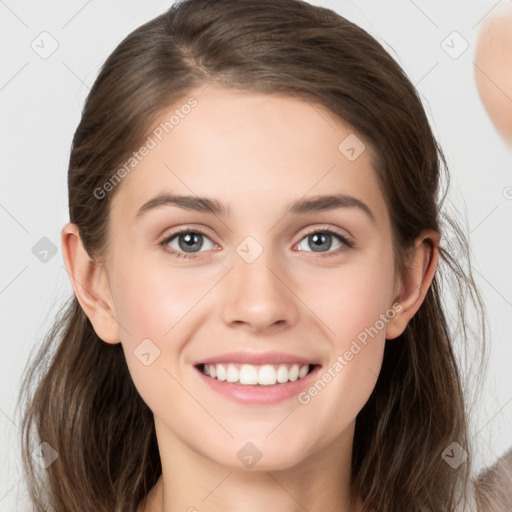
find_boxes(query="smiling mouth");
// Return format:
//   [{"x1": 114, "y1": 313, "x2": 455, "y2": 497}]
[{"x1": 196, "y1": 363, "x2": 319, "y2": 386}]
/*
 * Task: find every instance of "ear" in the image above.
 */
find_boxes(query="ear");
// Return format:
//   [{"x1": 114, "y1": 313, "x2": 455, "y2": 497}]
[
  {"x1": 386, "y1": 230, "x2": 439, "y2": 340},
  {"x1": 61, "y1": 222, "x2": 121, "y2": 344}
]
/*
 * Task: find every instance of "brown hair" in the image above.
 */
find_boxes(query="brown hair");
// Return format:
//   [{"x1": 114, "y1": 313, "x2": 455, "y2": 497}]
[{"x1": 18, "y1": 1, "x2": 486, "y2": 511}]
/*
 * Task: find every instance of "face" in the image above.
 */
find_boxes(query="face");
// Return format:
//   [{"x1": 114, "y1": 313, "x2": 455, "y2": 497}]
[{"x1": 101, "y1": 85, "x2": 400, "y2": 471}]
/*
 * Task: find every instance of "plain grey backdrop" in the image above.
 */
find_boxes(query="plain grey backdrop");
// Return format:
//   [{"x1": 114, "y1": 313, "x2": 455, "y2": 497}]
[{"x1": 1, "y1": 0, "x2": 511, "y2": 509}]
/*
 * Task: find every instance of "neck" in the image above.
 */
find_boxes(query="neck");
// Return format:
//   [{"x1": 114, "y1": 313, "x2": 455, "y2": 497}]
[{"x1": 140, "y1": 418, "x2": 360, "y2": 512}]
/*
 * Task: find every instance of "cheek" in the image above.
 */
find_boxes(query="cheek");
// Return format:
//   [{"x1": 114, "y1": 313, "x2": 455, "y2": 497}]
[
  {"x1": 106, "y1": 244, "x2": 241, "y2": 405},
  {"x1": 109, "y1": 269, "x2": 197, "y2": 420},
  {"x1": 294, "y1": 250, "x2": 395, "y2": 404},
  {"x1": 109, "y1": 251, "x2": 213, "y2": 343},
  {"x1": 299, "y1": 248, "x2": 396, "y2": 345}
]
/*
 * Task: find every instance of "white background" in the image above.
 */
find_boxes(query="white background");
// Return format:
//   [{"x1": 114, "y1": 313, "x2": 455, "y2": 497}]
[{"x1": 1, "y1": 0, "x2": 511, "y2": 509}]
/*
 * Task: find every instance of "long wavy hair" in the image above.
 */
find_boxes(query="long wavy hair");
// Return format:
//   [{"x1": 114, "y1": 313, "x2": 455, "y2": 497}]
[{"x1": 18, "y1": 0, "x2": 486, "y2": 511}]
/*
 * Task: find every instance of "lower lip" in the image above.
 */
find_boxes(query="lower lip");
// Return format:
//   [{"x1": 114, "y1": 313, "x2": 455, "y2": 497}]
[{"x1": 195, "y1": 365, "x2": 321, "y2": 404}]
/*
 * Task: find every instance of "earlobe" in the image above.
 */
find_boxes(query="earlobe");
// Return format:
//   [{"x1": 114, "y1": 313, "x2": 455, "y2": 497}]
[
  {"x1": 61, "y1": 222, "x2": 121, "y2": 344},
  {"x1": 386, "y1": 230, "x2": 439, "y2": 340}
]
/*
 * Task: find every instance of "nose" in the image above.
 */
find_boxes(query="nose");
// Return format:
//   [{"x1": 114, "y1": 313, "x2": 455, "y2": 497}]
[{"x1": 221, "y1": 246, "x2": 300, "y2": 333}]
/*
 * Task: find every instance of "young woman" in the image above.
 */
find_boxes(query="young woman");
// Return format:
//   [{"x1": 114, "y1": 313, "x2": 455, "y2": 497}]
[{"x1": 19, "y1": 1, "x2": 486, "y2": 511}]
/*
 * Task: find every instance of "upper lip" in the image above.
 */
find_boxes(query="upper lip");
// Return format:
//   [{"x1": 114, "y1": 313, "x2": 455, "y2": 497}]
[{"x1": 195, "y1": 351, "x2": 320, "y2": 366}]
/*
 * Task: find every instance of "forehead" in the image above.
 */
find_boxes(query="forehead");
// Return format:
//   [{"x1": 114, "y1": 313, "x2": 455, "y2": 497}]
[{"x1": 110, "y1": 85, "x2": 388, "y2": 226}]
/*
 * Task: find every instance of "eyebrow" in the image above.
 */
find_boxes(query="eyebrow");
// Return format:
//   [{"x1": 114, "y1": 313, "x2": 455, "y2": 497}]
[{"x1": 135, "y1": 193, "x2": 376, "y2": 223}]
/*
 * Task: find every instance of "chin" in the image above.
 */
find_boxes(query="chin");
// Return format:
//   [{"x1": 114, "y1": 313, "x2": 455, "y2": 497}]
[{"x1": 208, "y1": 437, "x2": 315, "y2": 473}]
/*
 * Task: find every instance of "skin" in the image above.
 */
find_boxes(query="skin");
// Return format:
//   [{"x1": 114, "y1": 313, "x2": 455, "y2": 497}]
[
  {"x1": 62, "y1": 85, "x2": 438, "y2": 512},
  {"x1": 474, "y1": 5, "x2": 512, "y2": 147}
]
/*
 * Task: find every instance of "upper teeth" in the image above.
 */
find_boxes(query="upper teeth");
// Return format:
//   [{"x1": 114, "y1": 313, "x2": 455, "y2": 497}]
[{"x1": 202, "y1": 363, "x2": 310, "y2": 385}]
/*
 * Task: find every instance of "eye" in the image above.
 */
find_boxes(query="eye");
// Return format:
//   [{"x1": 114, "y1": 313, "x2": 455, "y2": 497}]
[
  {"x1": 295, "y1": 228, "x2": 353, "y2": 257},
  {"x1": 159, "y1": 226, "x2": 353, "y2": 260},
  {"x1": 159, "y1": 228, "x2": 218, "y2": 260}
]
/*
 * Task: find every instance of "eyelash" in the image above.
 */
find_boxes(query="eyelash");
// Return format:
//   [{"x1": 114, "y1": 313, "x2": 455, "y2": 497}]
[{"x1": 158, "y1": 226, "x2": 354, "y2": 260}]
